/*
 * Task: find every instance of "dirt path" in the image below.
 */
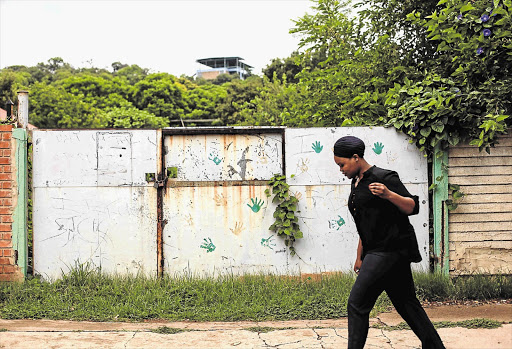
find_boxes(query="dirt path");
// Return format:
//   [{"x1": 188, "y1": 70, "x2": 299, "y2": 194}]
[{"x1": 0, "y1": 303, "x2": 511, "y2": 348}]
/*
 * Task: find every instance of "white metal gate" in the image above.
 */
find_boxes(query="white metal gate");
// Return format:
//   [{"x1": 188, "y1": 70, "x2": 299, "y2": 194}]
[{"x1": 32, "y1": 127, "x2": 429, "y2": 280}]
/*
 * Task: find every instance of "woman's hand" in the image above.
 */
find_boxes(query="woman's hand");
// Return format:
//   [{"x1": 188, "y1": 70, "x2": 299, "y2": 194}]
[
  {"x1": 354, "y1": 258, "x2": 362, "y2": 275},
  {"x1": 369, "y1": 182, "x2": 391, "y2": 199},
  {"x1": 369, "y1": 182, "x2": 416, "y2": 215}
]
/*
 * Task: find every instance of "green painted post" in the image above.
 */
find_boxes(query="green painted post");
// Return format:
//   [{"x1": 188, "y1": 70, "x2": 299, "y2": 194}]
[
  {"x1": 432, "y1": 145, "x2": 449, "y2": 275},
  {"x1": 12, "y1": 129, "x2": 28, "y2": 278}
]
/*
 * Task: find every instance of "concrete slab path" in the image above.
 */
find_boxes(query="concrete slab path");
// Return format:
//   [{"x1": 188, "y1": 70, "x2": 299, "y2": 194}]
[{"x1": 0, "y1": 303, "x2": 511, "y2": 349}]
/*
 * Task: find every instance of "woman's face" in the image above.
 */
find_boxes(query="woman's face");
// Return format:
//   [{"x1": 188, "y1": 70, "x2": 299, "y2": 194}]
[{"x1": 333, "y1": 155, "x2": 359, "y2": 179}]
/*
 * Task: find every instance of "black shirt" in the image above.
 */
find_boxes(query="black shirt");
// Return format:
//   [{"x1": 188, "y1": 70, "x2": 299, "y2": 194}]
[{"x1": 348, "y1": 166, "x2": 422, "y2": 263}]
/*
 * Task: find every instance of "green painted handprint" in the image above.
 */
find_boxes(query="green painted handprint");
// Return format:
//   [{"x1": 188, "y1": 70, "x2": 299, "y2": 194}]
[
  {"x1": 261, "y1": 235, "x2": 276, "y2": 250},
  {"x1": 336, "y1": 215, "x2": 345, "y2": 227},
  {"x1": 208, "y1": 152, "x2": 222, "y2": 165},
  {"x1": 200, "y1": 238, "x2": 216, "y2": 253},
  {"x1": 247, "y1": 198, "x2": 264, "y2": 213},
  {"x1": 330, "y1": 215, "x2": 346, "y2": 231},
  {"x1": 372, "y1": 142, "x2": 384, "y2": 155},
  {"x1": 311, "y1": 141, "x2": 324, "y2": 153}
]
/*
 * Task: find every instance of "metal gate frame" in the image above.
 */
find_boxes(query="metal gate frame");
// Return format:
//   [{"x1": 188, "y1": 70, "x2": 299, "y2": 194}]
[{"x1": 155, "y1": 127, "x2": 286, "y2": 276}]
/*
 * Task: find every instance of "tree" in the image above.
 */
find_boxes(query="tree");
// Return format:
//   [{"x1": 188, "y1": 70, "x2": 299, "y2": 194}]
[
  {"x1": 114, "y1": 64, "x2": 149, "y2": 85},
  {"x1": 56, "y1": 73, "x2": 133, "y2": 110},
  {"x1": 216, "y1": 76, "x2": 263, "y2": 125},
  {"x1": 131, "y1": 73, "x2": 188, "y2": 122},
  {"x1": 387, "y1": 0, "x2": 512, "y2": 153},
  {"x1": 183, "y1": 83, "x2": 227, "y2": 121},
  {"x1": 239, "y1": 75, "x2": 306, "y2": 126},
  {"x1": 29, "y1": 82, "x2": 103, "y2": 128},
  {"x1": 98, "y1": 107, "x2": 169, "y2": 128},
  {"x1": 0, "y1": 69, "x2": 30, "y2": 106},
  {"x1": 262, "y1": 51, "x2": 303, "y2": 83}
]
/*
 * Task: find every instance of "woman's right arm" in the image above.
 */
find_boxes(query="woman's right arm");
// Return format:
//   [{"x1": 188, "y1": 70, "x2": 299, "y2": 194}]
[{"x1": 354, "y1": 238, "x2": 363, "y2": 274}]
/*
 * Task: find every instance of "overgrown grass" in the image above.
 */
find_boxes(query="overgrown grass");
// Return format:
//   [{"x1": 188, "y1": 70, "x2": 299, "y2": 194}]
[
  {"x1": 373, "y1": 318, "x2": 502, "y2": 331},
  {"x1": 0, "y1": 266, "x2": 382, "y2": 322},
  {"x1": 1, "y1": 266, "x2": 510, "y2": 322},
  {"x1": 413, "y1": 272, "x2": 512, "y2": 301}
]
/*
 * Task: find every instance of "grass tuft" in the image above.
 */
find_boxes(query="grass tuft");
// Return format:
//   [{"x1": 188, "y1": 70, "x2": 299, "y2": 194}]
[
  {"x1": 373, "y1": 318, "x2": 502, "y2": 331},
  {"x1": 149, "y1": 326, "x2": 190, "y2": 335}
]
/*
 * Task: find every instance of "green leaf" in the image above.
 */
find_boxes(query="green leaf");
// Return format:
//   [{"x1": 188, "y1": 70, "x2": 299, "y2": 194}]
[
  {"x1": 294, "y1": 230, "x2": 304, "y2": 239},
  {"x1": 420, "y1": 127, "x2": 432, "y2": 137},
  {"x1": 432, "y1": 122, "x2": 445, "y2": 133},
  {"x1": 460, "y1": 4, "x2": 475, "y2": 13},
  {"x1": 449, "y1": 184, "x2": 461, "y2": 191}
]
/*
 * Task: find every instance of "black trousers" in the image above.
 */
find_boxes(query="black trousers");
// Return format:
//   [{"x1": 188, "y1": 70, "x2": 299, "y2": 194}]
[{"x1": 347, "y1": 252, "x2": 445, "y2": 349}]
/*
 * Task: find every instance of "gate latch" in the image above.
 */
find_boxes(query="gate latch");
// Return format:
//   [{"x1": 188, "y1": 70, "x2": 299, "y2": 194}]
[
  {"x1": 145, "y1": 172, "x2": 168, "y2": 188},
  {"x1": 153, "y1": 175, "x2": 168, "y2": 188}
]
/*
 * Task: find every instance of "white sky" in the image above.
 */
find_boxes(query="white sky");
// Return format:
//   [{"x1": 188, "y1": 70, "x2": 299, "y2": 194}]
[{"x1": 0, "y1": 0, "x2": 314, "y2": 76}]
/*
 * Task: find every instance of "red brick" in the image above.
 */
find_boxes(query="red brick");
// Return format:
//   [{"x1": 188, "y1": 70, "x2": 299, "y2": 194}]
[
  {"x1": 3, "y1": 265, "x2": 16, "y2": 273},
  {"x1": 0, "y1": 240, "x2": 12, "y2": 248},
  {"x1": 2, "y1": 133, "x2": 11, "y2": 141},
  {"x1": 3, "y1": 166, "x2": 11, "y2": 173},
  {"x1": 2, "y1": 149, "x2": 11, "y2": 157},
  {"x1": 2, "y1": 232, "x2": 12, "y2": 239},
  {"x1": 1, "y1": 216, "x2": 13, "y2": 224},
  {"x1": 0, "y1": 174, "x2": 9, "y2": 181},
  {"x1": 2, "y1": 249, "x2": 13, "y2": 257},
  {"x1": 0, "y1": 141, "x2": 10, "y2": 149},
  {"x1": 0, "y1": 208, "x2": 12, "y2": 215},
  {"x1": 0, "y1": 190, "x2": 11, "y2": 198},
  {"x1": 2, "y1": 199, "x2": 12, "y2": 207},
  {"x1": 0, "y1": 224, "x2": 11, "y2": 232},
  {"x1": 0, "y1": 257, "x2": 12, "y2": 265},
  {"x1": 0, "y1": 125, "x2": 13, "y2": 132},
  {"x1": 1, "y1": 182, "x2": 11, "y2": 189},
  {"x1": 0, "y1": 158, "x2": 10, "y2": 165}
]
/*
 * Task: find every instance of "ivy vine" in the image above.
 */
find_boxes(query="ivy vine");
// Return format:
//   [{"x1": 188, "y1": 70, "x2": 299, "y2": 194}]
[{"x1": 265, "y1": 174, "x2": 303, "y2": 256}]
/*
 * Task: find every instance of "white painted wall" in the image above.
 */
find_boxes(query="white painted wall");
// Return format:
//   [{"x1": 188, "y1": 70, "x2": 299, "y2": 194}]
[
  {"x1": 32, "y1": 127, "x2": 429, "y2": 280},
  {"x1": 32, "y1": 130, "x2": 158, "y2": 280},
  {"x1": 163, "y1": 127, "x2": 429, "y2": 276}
]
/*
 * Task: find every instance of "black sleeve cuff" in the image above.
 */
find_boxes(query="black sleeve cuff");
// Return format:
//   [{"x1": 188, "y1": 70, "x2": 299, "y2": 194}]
[{"x1": 410, "y1": 195, "x2": 420, "y2": 216}]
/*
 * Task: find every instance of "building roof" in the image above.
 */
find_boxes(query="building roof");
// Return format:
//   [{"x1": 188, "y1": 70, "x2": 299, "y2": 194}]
[{"x1": 196, "y1": 57, "x2": 253, "y2": 69}]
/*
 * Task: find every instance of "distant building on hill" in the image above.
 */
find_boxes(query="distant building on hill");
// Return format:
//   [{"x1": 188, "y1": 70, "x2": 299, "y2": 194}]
[{"x1": 196, "y1": 57, "x2": 252, "y2": 80}]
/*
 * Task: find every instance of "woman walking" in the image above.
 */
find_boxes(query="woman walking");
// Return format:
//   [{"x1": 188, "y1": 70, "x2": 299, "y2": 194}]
[{"x1": 333, "y1": 135, "x2": 445, "y2": 349}]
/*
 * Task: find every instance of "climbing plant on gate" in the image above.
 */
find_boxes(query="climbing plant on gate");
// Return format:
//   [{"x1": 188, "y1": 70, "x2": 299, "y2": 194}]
[{"x1": 265, "y1": 174, "x2": 303, "y2": 256}]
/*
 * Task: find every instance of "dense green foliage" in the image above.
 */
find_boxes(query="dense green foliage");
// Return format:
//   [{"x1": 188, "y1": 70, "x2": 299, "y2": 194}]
[
  {"x1": 251, "y1": 0, "x2": 511, "y2": 152},
  {"x1": 1, "y1": 0, "x2": 510, "y2": 150},
  {"x1": 0, "y1": 59, "x2": 258, "y2": 129}
]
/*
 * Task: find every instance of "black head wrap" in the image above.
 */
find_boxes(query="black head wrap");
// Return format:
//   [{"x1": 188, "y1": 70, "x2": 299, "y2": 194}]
[{"x1": 333, "y1": 136, "x2": 365, "y2": 158}]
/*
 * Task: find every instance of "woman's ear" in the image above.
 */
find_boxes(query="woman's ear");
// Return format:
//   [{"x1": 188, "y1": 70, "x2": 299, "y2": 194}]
[{"x1": 353, "y1": 154, "x2": 359, "y2": 161}]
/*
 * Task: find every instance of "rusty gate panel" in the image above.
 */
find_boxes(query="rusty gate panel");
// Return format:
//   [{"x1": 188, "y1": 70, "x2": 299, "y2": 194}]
[
  {"x1": 163, "y1": 185, "x2": 288, "y2": 275},
  {"x1": 162, "y1": 130, "x2": 286, "y2": 275},
  {"x1": 163, "y1": 133, "x2": 283, "y2": 181},
  {"x1": 32, "y1": 130, "x2": 158, "y2": 280}
]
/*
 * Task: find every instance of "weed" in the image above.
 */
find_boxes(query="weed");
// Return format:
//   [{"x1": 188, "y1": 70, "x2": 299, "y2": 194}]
[
  {"x1": 373, "y1": 318, "x2": 502, "y2": 331},
  {"x1": 149, "y1": 326, "x2": 190, "y2": 335},
  {"x1": 244, "y1": 326, "x2": 296, "y2": 333},
  {"x1": 0, "y1": 328, "x2": 7, "y2": 332}
]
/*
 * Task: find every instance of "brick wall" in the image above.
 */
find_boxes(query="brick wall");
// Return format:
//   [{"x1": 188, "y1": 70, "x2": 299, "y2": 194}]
[{"x1": 0, "y1": 124, "x2": 22, "y2": 282}]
